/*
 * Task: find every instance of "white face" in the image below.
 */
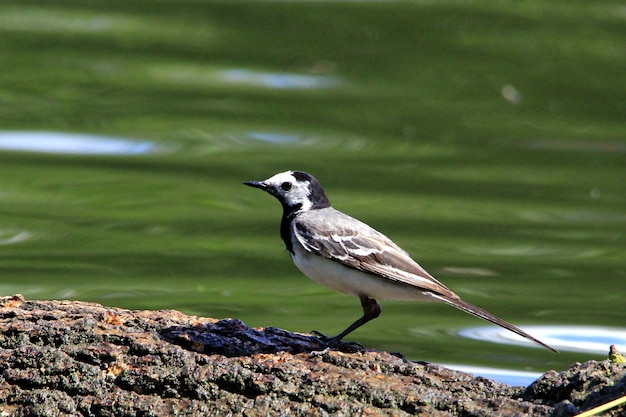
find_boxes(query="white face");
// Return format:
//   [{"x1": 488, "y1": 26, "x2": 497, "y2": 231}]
[{"x1": 262, "y1": 171, "x2": 313, "y2": 211}]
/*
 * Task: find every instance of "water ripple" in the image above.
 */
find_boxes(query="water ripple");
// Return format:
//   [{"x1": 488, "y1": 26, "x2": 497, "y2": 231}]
[{"x1": 0, "y1": 131, "x2": 157, "y2": 155}]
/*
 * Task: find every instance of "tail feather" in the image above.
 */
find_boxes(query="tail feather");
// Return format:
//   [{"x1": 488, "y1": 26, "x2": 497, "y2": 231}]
[{"x1": 436, "y1": 296, "x2": 558, "y2": 353}]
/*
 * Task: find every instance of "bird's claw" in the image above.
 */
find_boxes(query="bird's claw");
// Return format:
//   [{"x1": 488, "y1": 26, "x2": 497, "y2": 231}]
[
  {"x1": 311, "y1": 330, "x2": 363, "y2": 352},
  {"x1": 311, "y1": 330, "x2": 339, "y2": 346},
  {"x1": 311, "y1": 330, "x2": 330, "y2": 340}
]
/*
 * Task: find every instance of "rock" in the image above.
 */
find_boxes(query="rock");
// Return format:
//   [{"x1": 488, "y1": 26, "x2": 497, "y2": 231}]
[
  {"x1": 523, "y1": 359, "x2": 626, "y2": 416},
  {"x1": 0, "y1": 294, "x2": 624, "y2": 416}
]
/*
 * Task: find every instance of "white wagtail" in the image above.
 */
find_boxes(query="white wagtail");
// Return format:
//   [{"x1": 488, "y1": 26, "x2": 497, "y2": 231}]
[{"x1": 244, "y1": 170, "x2": 557, "y2": 352}]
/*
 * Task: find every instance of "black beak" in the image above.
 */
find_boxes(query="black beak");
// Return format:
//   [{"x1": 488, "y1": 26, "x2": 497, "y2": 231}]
[{"x1": 243, "y1": 181, "x2": 266, "y2": 190}]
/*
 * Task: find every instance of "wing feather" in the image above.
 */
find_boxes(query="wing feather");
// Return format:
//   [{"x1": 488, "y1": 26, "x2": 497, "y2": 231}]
[{"x1": 293, "y1": 208, "x2": 459, "y2": 299}]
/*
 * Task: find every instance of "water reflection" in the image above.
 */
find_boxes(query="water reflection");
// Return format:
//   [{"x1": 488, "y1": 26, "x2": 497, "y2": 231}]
[
  {"x1": 0, "y1": 230, "x2": 32, "y2": 246},
  {"x1": 444, "y1": 364, "x2": 541, "y2": 387},
  {"x1": 459, "y1": 325, "x2": 626, "y2": 354},
  {"x1": 220, "y1": 69, "x2": 341, "y2": 90},
  {"x1": 0, "y1": 131, "x2": 157, "y2": 155},
  {"x1": 247, "y1": 132, "x2": 302, "y2": 144}
]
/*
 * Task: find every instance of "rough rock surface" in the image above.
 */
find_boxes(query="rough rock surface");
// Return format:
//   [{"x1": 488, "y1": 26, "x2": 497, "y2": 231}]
[{"x1": 0, "y1": 294, "x2": 624, "y2": 416}]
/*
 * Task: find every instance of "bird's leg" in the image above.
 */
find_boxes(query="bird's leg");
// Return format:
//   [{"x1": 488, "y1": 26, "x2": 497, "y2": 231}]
[{"x1": 314, "y1": 295, "x2": 381, "y2": 347}]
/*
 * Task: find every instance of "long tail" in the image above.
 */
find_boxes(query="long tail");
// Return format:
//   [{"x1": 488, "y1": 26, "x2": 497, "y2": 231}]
[{"x1": 435, "y1": 295, "x2": 558, "y2": 353}]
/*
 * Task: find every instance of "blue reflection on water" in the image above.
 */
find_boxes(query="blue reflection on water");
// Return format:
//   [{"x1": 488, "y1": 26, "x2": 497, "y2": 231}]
[
  {"x1": 459, "y1": 325, "x2": 626, "y2": 354},
  {"x1": 557, "y1": 334, "x2": 617, "y2": 344},
  {"x1": 247, "y1": 132, "x2": 300, "y2": 144},
  {"x1": 0, "y1": 131, "x2": 156, "y2": 155},
  {"x1": 221, "y1": 69, "x2": 341, "y2": 89},
  {"x1": 444, "y1": 364, "x2": 541, "y2": 387}
]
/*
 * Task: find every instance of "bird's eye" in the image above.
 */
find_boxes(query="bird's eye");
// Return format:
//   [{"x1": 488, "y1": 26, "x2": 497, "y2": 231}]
[{"x1": 280, "y1": 182, "x2": 292, "y2": 191}]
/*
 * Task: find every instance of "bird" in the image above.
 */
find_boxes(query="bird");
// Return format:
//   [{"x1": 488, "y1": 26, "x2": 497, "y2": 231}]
[{"x1": 244, "y1": 170, "x2": 557, "y2": 352}]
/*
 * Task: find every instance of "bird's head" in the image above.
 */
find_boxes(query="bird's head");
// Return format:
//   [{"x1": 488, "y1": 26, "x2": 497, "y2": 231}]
[{"x1": 244, "y1": 170, "x2": 331, "y2": 213}]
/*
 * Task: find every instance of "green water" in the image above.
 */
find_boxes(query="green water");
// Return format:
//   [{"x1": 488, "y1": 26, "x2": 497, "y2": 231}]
[{"x1": 1, "y1": 1, "x2": 625, "y2": 376}]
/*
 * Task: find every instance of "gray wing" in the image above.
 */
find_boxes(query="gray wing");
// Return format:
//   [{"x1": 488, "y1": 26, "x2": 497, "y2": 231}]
[{"x1": 292, "y1": 208, "x2": 459, "y2": 299}]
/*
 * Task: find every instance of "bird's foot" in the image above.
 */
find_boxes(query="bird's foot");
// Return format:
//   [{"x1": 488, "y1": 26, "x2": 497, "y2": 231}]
[
  {"x1": 310, "y1": 330, "x2": 335, "y2": 343},
  {"x1": 311, "y1": 330, "x2": 363, "y2": 353}
]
